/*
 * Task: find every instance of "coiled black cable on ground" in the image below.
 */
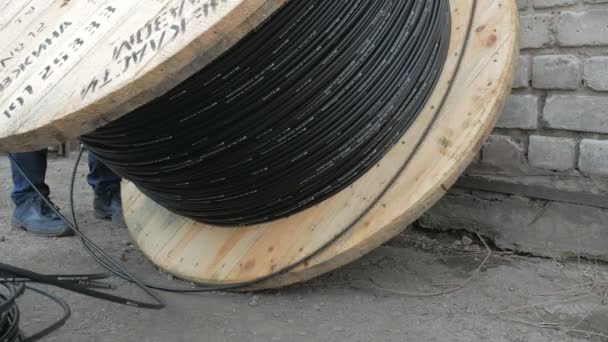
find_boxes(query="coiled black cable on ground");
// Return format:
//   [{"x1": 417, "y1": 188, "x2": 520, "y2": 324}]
[
  {"x1": 1, "y1": 280, "x2": 70, "y2": 342},
  {"x1": 0, "y1": 281, "x2": 23, "y2": 342},
  {"x1": 0, "y1": 268, "x2": 153, "y2": 342},
  {"x1": 0, "y1": 269, "x2": 128, "y2": 342},
  {"x1": 81, "y1": 0, "x2": 451, "y2": 226}
]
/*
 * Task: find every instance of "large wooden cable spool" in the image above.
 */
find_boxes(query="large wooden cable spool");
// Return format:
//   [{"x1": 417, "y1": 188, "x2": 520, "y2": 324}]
[{"x1": 0, "y1": 0, "x2": 519, "y2": 289}]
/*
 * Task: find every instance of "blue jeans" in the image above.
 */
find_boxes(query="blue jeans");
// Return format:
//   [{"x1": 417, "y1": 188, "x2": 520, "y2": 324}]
[{"x1": 9, "y1": 150, "x2": 121, "y2": 205}]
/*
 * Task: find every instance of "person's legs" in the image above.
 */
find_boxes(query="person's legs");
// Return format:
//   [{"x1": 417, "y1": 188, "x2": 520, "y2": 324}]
[
  {"x1": 87, "y1": 152, "x2": 122, "y2": 194},
  {"x1": 87, "y1": 152, "x2": 125, "y2": 226},
  {"x1": 9, "y1": 150, "x2": 71, "y2": 237},
  {"x1": 10, "y1": 150, "x2": 50, "y2": 205}
]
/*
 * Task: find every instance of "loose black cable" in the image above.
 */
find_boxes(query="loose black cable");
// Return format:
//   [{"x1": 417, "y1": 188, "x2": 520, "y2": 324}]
[
  {"x1": 1, "y1": 153, "x2": 167, "y2": 341},
  {"x1": 6, "y1": 154, "x2": 165, "y2": 310},
  {"x1": 81, "y1": 0, "x2": 452, "y2": 226},
  {"x1": 19, "y1": 285, "x2": 71, "y2": 342},
  {"x1": 1, "y1": 270, "x2": 128, "y2": 342},
  {"x1": 0, "y1": 270, "x2": 121, "y2": 341},
  {"x1": 2, "y1": 154, "x2": 165, "y2": 340},
  {"x1": 0, "y1": 282, "x2": 24, "y2": 342}
]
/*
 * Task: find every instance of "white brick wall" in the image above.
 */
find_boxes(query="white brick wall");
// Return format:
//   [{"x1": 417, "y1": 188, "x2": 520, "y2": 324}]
[
  {"x1": 579, "y1": 139, "x2": 608, "y2": 174},
  {"x1": 528, "y1": 135, "x2": 577, "y2": 171},
  {"x1": 482, "y1": 0, "x2": 608, "y2": 177},
  {"x1": 425, "y1": 0, "x2": 608, "y2": 262}
]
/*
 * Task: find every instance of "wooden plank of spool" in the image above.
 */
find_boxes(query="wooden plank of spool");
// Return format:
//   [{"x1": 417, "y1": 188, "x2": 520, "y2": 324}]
[
  {"x1": 0, "y1": 0, "x2": 286, "y2": 152},
  {"x1": 121, "y1": 0, "x2": 519, "y2": 288}
]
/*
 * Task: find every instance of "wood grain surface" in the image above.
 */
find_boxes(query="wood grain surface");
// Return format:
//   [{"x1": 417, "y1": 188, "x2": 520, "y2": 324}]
[{"x1": 0, "y1": 0, "x2": 286, "y2": 151}]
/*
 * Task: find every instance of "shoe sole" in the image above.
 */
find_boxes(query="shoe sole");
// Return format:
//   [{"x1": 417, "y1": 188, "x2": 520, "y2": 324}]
[
  {"x1": 95, "y1": 211, "x2": 127, "y2": 228},
  {"x1": 11, "y1": 220, "x2": 74, "y2": 238},
  {"x1": 94, "y1": 211, "x2": 112, "y2": 220}
]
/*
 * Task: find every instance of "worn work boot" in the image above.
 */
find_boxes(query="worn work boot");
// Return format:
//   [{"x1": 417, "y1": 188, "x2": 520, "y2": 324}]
[
  {"x1": 93, "y1": 184, "x2": 126, "y2": 227},
  {"x1": 11, "y1": 197, "x2": 73, "y2": 237}
]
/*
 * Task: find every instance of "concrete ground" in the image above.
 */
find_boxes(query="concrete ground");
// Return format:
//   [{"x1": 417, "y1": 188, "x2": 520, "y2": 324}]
[{"x1": 1, "y1": 154, "x2": 607, "y2": 342}]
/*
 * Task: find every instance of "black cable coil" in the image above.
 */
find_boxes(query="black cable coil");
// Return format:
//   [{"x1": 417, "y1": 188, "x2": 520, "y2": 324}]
[
  {"x1": 0, "y1": 282, "x2": 23, "y2": 342},
  {"x1": 0, "y1": 262, "x2": 164, "y2": 341},
  {"x1": 81, "y1": 0, "x2": 451, "y2": 225}
]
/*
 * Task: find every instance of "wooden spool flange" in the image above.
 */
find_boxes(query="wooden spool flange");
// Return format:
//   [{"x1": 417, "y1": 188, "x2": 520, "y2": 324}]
[{"x1": 0, "y1": 0, "x2": 519, "y2": 289}]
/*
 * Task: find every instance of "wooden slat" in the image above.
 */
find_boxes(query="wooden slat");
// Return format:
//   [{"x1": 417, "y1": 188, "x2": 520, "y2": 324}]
[{"x1": 0, "y1": 0, "x2": 286, "y2": 152}]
